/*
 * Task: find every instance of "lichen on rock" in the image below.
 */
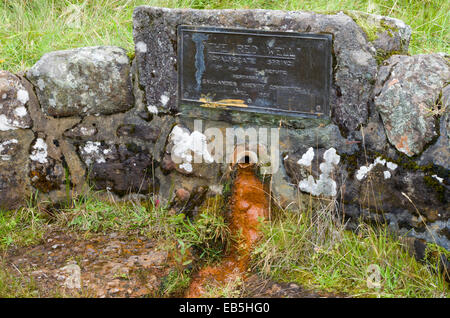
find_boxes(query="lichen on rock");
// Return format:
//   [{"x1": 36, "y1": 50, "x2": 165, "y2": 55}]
[
  {"x1": 78, "y1": 140, "x2": 157, "y2": 195},
  {"x1": 355, "y1": 156, "x2": 397, "y2": 181},
  {"x1": 298, "y1": 147, "x2": 340, "y2": 197},
  {"x1": 0, "y1": 71, "x2": 33, "y2": 131},
  {"x1": 374, "y1": 54, "x2": 450, "y2": 156},
  {"x1": 26, "y1": 46, "x2": 134, "y2": 117},
  {"x1": 168, "y1": 125, "x2": 214, "y2": 174},
  {"x1": 345, "y1": 10, "x2": 411, "y2": 55},
  {"x1": 29, "y1": 136, "x2": 65, "y2": 193}
]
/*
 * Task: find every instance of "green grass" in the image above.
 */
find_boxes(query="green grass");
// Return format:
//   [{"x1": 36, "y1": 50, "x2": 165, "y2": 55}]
[
  {"x1": 0, "y1": 0, "x2": 448, "y2": 73},
  {"x1": 0, "y1": 261, "x2": 40, "y2": 297},
  {"x1": 251, "y1": 199, "x2": 448, "y2": 298},
  {"x1": 0, "y1": 191, "x2": 230, "y2": 259},
  {"x1": 53, "y1": 193, "x2": 231, "y2": 261},
  {"x1": 0, "y1": 207, "x2": 48, "y2": 251},
  {"x1": 0, "y1": 191, "x2": 231, "y2": 297},
  {"x1": 160, "y1": 268, "x2": 192, "y2": 297},
  {"x1": 0, "y1": 191, "x2": 447, "y2": 297}
]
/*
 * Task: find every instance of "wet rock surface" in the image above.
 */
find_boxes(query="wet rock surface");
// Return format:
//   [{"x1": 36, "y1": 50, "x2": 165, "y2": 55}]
[
  {"x1": 26, "y1": 46, "x2": 134, "y2": 117},
  {"x1": 2, "y1": 229, "x2": 337, "y2": 298},
  {"x1": 242, "y1": 275, "x2": 344, "y2": 298},
  {"x1": 4, "y1": 230, "x2": 172, "y2": 297}
]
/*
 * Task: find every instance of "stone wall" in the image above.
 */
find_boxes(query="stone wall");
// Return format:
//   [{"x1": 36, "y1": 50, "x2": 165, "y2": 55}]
[{"x1": 0, "y1": 7, "x2": 448, "y2": 250}]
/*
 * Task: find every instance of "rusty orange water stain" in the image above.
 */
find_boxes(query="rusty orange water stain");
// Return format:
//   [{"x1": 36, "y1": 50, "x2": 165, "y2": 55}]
[{"x1": 186, "y1": 163, "x2": 269, "y2": 297}]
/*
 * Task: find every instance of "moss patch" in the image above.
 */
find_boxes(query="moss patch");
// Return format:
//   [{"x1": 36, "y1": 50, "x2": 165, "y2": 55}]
[
  {"x1": 344, "y1": 10, "x2": 399, "y2": 43},
  {"x1": 424, "y1": 175, "x2": 446, "y2": 203},
  {"x1": 375, "y1": 49, "x2": 403, "y2": 65},
  {"x1": 373, "y1": 151, "x2": 447, "y2": 203}
]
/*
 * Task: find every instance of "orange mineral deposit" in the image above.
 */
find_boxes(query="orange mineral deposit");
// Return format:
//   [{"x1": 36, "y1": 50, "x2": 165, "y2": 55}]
[{"x1": 186, "y1": 163, "x2": 269, "y2": 297}]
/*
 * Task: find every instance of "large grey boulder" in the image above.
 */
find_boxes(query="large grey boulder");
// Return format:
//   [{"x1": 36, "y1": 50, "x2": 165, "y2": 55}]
[
  {"x1": 374, "y1": 54, "x2": 450, "y2": 156},
  {"x1": 26, "y1": 46, "x2": 134, "y2": 117},
  {"x1": 132, "y1": 7, "x2": 381, "y2": 132}
]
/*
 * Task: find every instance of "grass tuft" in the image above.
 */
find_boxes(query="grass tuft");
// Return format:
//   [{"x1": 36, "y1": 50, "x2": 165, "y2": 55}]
[
  {"x1": 0, "y1": 207, "x2": 48, "y2": 251},
  {"x1": 251, "y1": 198, "x2": 448, "y2": 297},
  {"x1": 0, "y1": 0, "x2": 448, "y2": 73},
  {"x1": 0, "y1": 260, "x2": 40, "y2": 298}
]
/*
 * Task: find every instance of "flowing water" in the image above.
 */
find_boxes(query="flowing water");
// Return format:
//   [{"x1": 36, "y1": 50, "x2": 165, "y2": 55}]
[{"x1": 186, "y1": 163, "x2": 269, "y2": 297}]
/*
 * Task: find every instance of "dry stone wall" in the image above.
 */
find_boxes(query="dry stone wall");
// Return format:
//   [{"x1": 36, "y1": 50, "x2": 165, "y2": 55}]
[{"x1": 0, "y1": 7, "x2": 448, "y2": 251}]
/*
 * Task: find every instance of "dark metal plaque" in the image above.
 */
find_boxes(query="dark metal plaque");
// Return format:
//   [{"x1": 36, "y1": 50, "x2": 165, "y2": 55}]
[{"x1": 178, "y1": 26, "x2": 332, "y2": 117}]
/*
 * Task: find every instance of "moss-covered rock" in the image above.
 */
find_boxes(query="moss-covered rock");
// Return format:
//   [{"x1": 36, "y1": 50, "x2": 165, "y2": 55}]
[{"x1": 345, "y1": 10, "x2": 411, "y2": 55}]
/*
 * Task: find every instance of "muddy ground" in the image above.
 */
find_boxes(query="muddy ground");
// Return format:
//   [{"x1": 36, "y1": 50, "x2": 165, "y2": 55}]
[{"x1": 1, "y1": 227, "x2": 341, "y2": 298}]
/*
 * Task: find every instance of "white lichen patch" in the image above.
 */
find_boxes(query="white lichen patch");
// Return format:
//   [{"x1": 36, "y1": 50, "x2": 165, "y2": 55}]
[
  {"x1": 13, "y1": 106, "x2": 28, "y2": 117},
  {"x1": 30, "y1": 138, "x2": 48, "y2": 164},
  {"x1": 16, "y1": 89, "x2": 29, "y2": 105},
  {"x1": 147, "y1": 105, "x2": 158, "y2": 114},
  {"x1": 323, "y1": 148, "x2": 340, "y2": 166},
  {"x1": 80, "y1": 126, "x2": 96, "y2": 136},
  {"x1": 386, "y1": 162, "x2": 398, "y2": 170},
  {"x1": 432, "y1": 174, "x2": 443, "y2": 184},
  {"x1": 169, "y1": 125, "x2": 214, "y2": 173},
  {"x1": 0, "y1": 139, "x2": 18, "y2": 161},
  {"x1": 160, "y1": 94, "x2": 169, "y2": 107},
  {"x1": 0, "y1": 115, "x2": 18, "y2": 131},
  {"x1": 298, "y1": 147, "x2": 340, "y2": 197},
  {"x1": 82, "y1": 141, "x2": 101, "y2": 154},
  {"x1": 80, "y1": 141, "x2": 112, "y2": 165},
  {"x1": 2, "y1": 93, "x2": 6, "y2": 100},
  {"x1": 374, "y1": 157, "x2": 386, "y2": 166},
  {"x1": 136, "y1": 41, "x2": 147, "y2": 53},
  {"x1": 356, "y1": 164, "x2": 373, "y2": 181},
  {"x1": 297, "y1": 147, "x2": 314, "y2": 167},
  {"x1": 356, "y1": 156, "x2": 398, "y2": 181}
]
